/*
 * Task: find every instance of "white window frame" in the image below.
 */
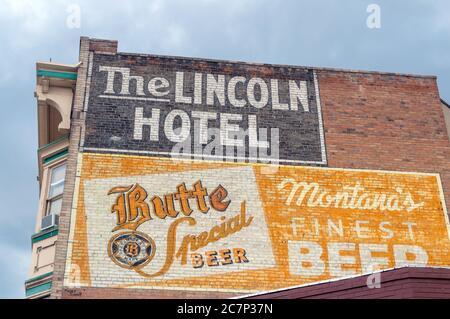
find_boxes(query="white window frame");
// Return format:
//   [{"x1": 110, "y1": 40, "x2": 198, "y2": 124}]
[{"x1": 44, "y1": 161, "x2": 67, "y2": 217}]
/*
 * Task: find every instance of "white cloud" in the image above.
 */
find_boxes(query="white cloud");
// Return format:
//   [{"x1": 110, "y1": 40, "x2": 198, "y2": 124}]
[
  {"x1": 433, "y1": 11, "x2": 450, "y2": 33},
  {"x1": 0, "y1": 0, "x2": 52, "y2": 35},
  {"x1": 162, "y1": 24, "x2": 189, "y2": 50},
  {"x1": 148, "y1": 0, "x2": 164, "y2": 14},
  {"x1": 0, "y1": 242, "x2": 30, "y2": 298}
]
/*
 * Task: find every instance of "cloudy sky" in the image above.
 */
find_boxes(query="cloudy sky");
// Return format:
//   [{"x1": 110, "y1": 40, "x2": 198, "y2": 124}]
[{"x1": 0, "y1": 0, "x2": 449, "y2": 298}]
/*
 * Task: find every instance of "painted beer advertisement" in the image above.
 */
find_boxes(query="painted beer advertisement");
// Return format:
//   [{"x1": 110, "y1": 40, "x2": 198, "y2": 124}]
[{"x1": 64, "y1": 154, "x2": 450, "y2": 293}]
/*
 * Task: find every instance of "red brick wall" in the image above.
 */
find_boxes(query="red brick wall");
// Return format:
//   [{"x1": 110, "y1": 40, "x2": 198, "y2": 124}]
[{"x1": 318, "y1": 70, "x2": 450, "y2": 218}]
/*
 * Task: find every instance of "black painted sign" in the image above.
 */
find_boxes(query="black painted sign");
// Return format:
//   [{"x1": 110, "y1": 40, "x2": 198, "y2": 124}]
[{"x1": 83, "y1": 53, "x2": 326, "y2": 165}]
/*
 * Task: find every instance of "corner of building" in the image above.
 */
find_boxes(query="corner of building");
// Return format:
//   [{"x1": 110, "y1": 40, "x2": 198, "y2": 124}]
[{"x1": 49, "y1": 37, "x2": 118, "y2": 299}]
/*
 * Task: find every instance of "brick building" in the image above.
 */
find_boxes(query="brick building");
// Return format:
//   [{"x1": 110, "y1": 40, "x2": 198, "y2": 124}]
[{"x1": 25, "y1": 37, "x2": 450, "y2": 299}]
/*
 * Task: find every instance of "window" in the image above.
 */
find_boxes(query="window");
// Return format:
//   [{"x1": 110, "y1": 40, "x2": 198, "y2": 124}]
[{"x1": 45, "y1": 163, "x2": 66, "y2": 216}]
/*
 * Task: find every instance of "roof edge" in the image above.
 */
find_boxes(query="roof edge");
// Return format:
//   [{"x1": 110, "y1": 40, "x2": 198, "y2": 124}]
[
  {"x1": 80, "y1": 36, "x2": 437, "y2": 79},
  {"x1": 233, "y1": 265, "x2": 450, "y2": 299},
  {"x1": 109, "y1": 50, "x2": 436, "y2": 79}
]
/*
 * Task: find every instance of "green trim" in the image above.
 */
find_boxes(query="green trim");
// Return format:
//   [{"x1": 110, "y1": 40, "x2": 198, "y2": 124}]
[
  {"x1": 25, "y1": 281, "x2": 52, "y2": 297},
  {"x1": 25, "y1": 272, "x2": 53, "y2": 284},
  {"x1": 31, "y1": 226, "x2": 58, "y2": 244},
  {"x1": 38, "y1": 134, "x2": 69, "y2": 152},
  {"x1": 43, "y1": 148, "x2": 68, "y2": 164},
  {"x1": 37, "y1": 69, "x2": 77, "y2": 80}
]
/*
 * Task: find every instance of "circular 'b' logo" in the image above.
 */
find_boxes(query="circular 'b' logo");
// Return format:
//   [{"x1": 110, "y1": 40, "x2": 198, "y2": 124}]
[
  {"x1": 124, "y1": 242, "x2": 140, "y2": 257},
  {"x1": 108, "y1": 231, "x2": 155, "y2": 269}
]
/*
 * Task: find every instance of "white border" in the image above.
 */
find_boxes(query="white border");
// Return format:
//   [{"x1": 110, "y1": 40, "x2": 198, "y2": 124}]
[
  {"x1": 83, "y1": 52, "x2": 94, "y2": 113},
  {"x1": 99, "y1": 95, "x2": 170, "y2": 103},
  {"x1": 82, "y1": 147, "x2": 323, "y2": 164},
  {"x1": 79, "y1": 52, "x2": 93, "y2": 149},
  {"x1": 313, "y1": 70, "x2": 327, "y2": 164},
  {"x1": 436, "y1": 173, "x2": 450, "y2": 241}
]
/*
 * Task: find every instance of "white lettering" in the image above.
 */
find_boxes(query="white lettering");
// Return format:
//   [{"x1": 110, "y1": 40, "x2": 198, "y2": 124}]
[{"x1": 133, "y1": 107, "x2": 160, "y2": 141}]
